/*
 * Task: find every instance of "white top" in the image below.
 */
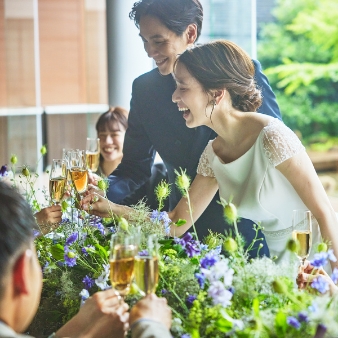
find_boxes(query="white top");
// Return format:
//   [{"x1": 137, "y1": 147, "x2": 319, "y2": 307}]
[{"x1": 197, "y1": 118, "x2": 322, "y2": 259}]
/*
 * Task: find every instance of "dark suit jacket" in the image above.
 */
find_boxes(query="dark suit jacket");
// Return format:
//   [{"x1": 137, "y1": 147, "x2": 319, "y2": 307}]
[{"x1": 108, "y1": 60, "x2": 282, "y2": 256}]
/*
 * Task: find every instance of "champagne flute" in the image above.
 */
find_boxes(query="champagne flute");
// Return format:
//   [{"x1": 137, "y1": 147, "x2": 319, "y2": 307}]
[
  {"x1": 49, "y1": 159, "x2": 67, "y2": 205},
  {"x1": 292, "y1": 209, "x2": 312, "y2": 266},
  {"x1": 86, "y1": 138, "x2": 100, "y2": 173},
  {"x1": 134, "y1": 234, "x2": 159, "y2": 296},
  {"x1": 109, "y1": 232, "x2": 138, "y2": 297},
  {"x1": 70, "y1": 150, "x2": 88, "y2": 197}
]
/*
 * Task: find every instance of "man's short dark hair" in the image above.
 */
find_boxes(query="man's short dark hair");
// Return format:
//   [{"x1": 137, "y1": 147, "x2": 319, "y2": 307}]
[
  {"x1": 129, "y1": 0, "x2": 203, "y2": 41},
  {"x1": 0, "y1": 182, "x2": 35, "y2": 298}
]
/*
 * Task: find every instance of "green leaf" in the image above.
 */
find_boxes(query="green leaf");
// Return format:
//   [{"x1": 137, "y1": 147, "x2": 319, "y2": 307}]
[
  {"x1": 50, "y1": 244, "x2": 64, "y2": 261},
  {"x1": 215, "y1": 317, "x2": 233, "y2": 332},
  {"x1": 275, "y1": 310, "x2": 287, "y2": 335},
  {"x1": 175, "y1": 219, "x2": 187, "y2": 227},
  {"x1": 94, "y1": 243, "x2": 109, "y2": 260},
  {"x1": 252, "y1": 298, "x2": 260, "y2": 317}
]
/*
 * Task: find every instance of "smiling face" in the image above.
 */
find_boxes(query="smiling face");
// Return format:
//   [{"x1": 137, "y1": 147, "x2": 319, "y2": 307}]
[
  {"x1": 172, "y1": 61, "x2": 211, "y2": 128},
  {"x1": 139, "y1": 15, "x2": 195, "y2": 75},
  {"x1": 97, "y1": 122, "x2": 126, "y2": 164}
]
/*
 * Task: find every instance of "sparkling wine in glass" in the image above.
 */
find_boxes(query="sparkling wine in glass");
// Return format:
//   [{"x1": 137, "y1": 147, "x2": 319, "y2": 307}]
[
  {"x1": 70, "y1": 150, "x2": 88, "y2": 196},
  {"x1": 86, "y1": 138, "x2": 100, "y2": 173},
  {"x1": 109, "y1": 232, "x2": 138, "y2": 297},
  {"x1": 292, "y1": 209, "x2": 312, "y2": 266},
  {"x1": 134, "y1": 234, "x2": 159, "y2": 296},
  {"x1": 49, "y1": 159, "x2": 67, "y2": 204}
]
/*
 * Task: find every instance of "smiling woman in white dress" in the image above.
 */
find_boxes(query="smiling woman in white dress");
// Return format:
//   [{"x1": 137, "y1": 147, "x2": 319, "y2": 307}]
[{"x1": 81, "y1": 40, "x2": 338, "y2": 270}]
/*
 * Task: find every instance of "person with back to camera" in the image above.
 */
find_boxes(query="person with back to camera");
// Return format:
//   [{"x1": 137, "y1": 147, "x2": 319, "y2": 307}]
[
  {"x1": 81, "y1": 40, "x2": 338, "y2": 271},
  {"x1": 91, "y1": 0, "x2": 283, "y2": 257},
  {"x1": 0, "y1": 181, "x2": 172, "y2": 338}
]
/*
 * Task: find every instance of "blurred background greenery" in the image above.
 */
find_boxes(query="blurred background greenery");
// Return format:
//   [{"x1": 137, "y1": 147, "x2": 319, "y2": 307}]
[{"x1": 258, "y1": 0, "x2": 338, "y2": 151}]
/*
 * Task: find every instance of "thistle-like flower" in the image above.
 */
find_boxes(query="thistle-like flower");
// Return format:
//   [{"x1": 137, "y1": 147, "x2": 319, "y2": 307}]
[
  {"x1": 175, "y1": 168, "x2": 191, "y2": 196},
  {"x1": 98, "y1": 178, "x2": 109, "y2": 192},
  {"x1": 10, "y1": 155, "x2": 18, "y2": 165},
  {"x1": 118, "y1": 217, "x2": 129, "y2": 232},
  {"x1": 155, "y1": 180, "x2": 171, "y2": 210},
  {"x1": 21, "y1": 166, "x2": 30, "y2": 177},
  {"x1": 223, "y1": 237, "x2": 238, "y2": 253},
  {"x1": 40, "y1": 145, "x2": 47, "y2": 155}
]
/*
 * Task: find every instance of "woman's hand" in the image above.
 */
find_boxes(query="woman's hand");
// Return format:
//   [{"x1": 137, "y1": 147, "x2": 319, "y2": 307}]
[
  {"x1": 81, "y1": 193, "x2": 113, "y2": 218},
  {"x1": 297, "y1": 260, "x2": 338, "y2": 295}
]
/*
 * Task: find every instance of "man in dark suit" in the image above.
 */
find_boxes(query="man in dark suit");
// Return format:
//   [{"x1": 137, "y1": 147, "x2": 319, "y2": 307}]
[{"x1": 106, "y1": 0, "x2": 282, "y2": 256}]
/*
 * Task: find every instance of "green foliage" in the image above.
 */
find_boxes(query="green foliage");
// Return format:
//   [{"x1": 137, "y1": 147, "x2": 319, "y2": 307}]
[{"x1": 258, "y1": 0, "x2": 338, "y2": 140}]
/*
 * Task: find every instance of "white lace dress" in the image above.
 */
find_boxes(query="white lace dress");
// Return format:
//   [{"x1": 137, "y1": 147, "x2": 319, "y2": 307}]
[{"x1": 197, "y1": 118, "x2": 322, "y2": 260}]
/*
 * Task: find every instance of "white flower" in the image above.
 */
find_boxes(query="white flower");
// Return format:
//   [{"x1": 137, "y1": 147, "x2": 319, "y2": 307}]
[
  {"x1": 208, "y1": 281, "x2": 233, "y2": 308},
  {"x1": 202, "y1": 259, "x2": 234, "y2": 286}
]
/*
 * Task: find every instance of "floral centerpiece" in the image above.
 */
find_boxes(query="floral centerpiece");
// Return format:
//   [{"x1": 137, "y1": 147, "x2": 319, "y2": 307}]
[{"x1": 1, "y1": 151, "x2": 338, "y2": 338}]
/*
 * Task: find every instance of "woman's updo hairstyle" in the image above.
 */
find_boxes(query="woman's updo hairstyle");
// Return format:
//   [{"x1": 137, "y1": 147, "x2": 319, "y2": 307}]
[{"x1": 176, "y1": 40, "x2": 262, "y2": 112}]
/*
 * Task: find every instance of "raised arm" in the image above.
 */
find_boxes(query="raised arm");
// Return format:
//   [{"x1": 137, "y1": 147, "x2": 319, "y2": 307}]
[
  {"x1": 277, "y1": 152, "x2": 338, "y2": 270},
  {"x1": 81, "y1": 173, "x2": 218, "y2": 238}
]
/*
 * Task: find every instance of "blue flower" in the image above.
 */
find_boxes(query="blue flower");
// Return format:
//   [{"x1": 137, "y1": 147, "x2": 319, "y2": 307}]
[
  {"x1": 186, "y1": 294, "x2": 197, "y2": 307},
  {"x1": 287, "y1": 316, "x2": 301, "y2": 329},
  {"x1": 64, "y1": 246, "x2": 77, "y2": 267},
  {"x1": 181, "y1": 334, "x2": 191, "y2": 338},
  {"x1": 65, "y1": 232, "x2": 78, "y2": 245},
  {"x1": 161, "y1": 289, "x2": 170, "y2": 295},
  {"x1": 138, "y1": 250, "x2": 149, "y2": 257},
  {"x1": 200, "y1": 252, "x2": 219, "y2": 269},
  {"x1": 298, "y1": 312, "x2": 308, "y2": 323},
  {"x1": 208, "y1": 280, "x2": 233, "y2": 308},
  {"x1": 310, "y1": 252, "x2": 328, "y2": 269},
  {"x1": 327, "y1": 249, "x2": 337, "y2": 262},
  {"x1": 185, "y1": 240, "x2": 201, "y2": 258},
  {"x1": 90, "y1": 219, "x2": 105, "y2": 235},
  {"x1": 82, "y1": 275, "x2": 95, "y2": 290},
  {"x1": 150, "y1": 210, "x2": 171, "y2": 234},
  {"x1": 33, "y1": 229, "x2": 40, "y2": 238},
  {"x1": 311, "y1": 276, "x2": 330, "y2": 294},
  {"x1": 195, "y1": 273, "x2": 206, "y2": 289},
  {"x1": 331, "y1": 268, "x2": 338, "y2": 284},
  {"x1": 79, "y1": 289, "x2": 90, "y2": 305},
  {"x1": 0, "y1": 165, "x2": 8, "y2": 177}
]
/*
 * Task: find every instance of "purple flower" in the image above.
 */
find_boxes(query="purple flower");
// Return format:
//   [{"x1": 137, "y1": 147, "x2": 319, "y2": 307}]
[
  {"x1": 208, "y1": 280, "x2": 233, "y2": 308},
  {"x1": 195, "y1": 273, "x2": 206, "y2": 289},
  {"x1": 200, "y1": 252, "x2": 219, "y2": 269},
  {"x1": 33, "y1": 229, "x2": 40, "y2": 238},
  {"x1": 64, "y1": 246, "x2": 77, "y2": 267},
  {"x1": 82, "y1": 275, "x2": 95, "y2": 290},
  {"x1": 150, "y1": 210, "x2": 171, "y2": 234},
  {"x1": 138, "y1": 250, "x2": 149, "y2": 257},
  {"x1": 161, "y1": 289, "x2": 170, "y2": 295},
  {"x1": 66, "y1": 232, "x2": 78, "y2": 245},
  {"x1": 287, "y1": 316, "x2": 301, "y2": 329},
  {"x1": 0, "y1": 165, "x2": 8, "y2": 177},
  {"x1": 81, "y1": 245, "x2": 94, "y2": 256},
  {"x1": 186, "y1": 294, "x2": 197, "y2": 306},
  {"x1": 181, "y1": 335, "x2": 191, "y2": 338},
  {"x1": 185, "y1": 241, "x2": 200, "y2": 257},
  {"x1": 175, "y1": 232, "x2": 200, "y2": 257},
  {"x1": 298, "y1": 312, "x2": 308, "y2": 323},
  {"x1": 311, "y1": 276, "x2": 330, "y2": 294},
  {"x1": 314, "y1": 324, "x2": 327, "y2": 338},
  {"x1": 331, "y1": 268, "x2": 338, "y2": 284},
  {"x1": 327, "y1": 249, "x2": 337, "y2": 262},
  {"x1": 90, "y1": 220, "x2": 105, "y2": 235}
]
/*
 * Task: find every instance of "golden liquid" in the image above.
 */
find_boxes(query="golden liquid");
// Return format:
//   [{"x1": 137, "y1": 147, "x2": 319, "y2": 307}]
[
  {"x1": 66, "y1": 168, "x2": 72, "y2": 184},
  {"x1": 134, "y1": 256, "x2": 159, "y2": 295},
  {"x1": 49, "y1": 177, "x2": 66, "y2": 203},
  {"x1": 292, "y1": 230, "x2": 312, "y2": 259},
  {"x1": 86, "y1": 152, "x2": 100, "y2": 172},
  {"x1": 70, "y1": 167, "x2": 88, "y2": 194},
  {"x1": 110, "y1": 257, "x2": 135, "y2": 296}
]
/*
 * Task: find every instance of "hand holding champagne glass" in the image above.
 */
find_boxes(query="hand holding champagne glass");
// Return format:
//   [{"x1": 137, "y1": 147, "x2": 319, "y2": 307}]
[
  {"x1": 70, "y1": 150, "x2": 88, "y2": 197},
  {"x1": 86, "y1": 138, "x2": 100, "y2": 173},
  {"x1": 49, "y1": 159, "x2": 67, "y2": 205},
  {"x1": 292, "y1": 209, "x2": 312, "y2": 266},
  {"x1": 134, "y1": 235, "x2": 159, "y2": 296},
  {"x1": 109, "y1": 232, "x2": 138, "y2": 297}
]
